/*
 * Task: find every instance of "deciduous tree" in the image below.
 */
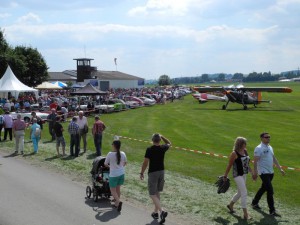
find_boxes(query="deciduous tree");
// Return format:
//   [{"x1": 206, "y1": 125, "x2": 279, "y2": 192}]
[
  {"x1": 0, "y1": 29, "x2": 49, "y2": 87},
  {"x1": 158, "y1": 74, "x2": 171, "y2": 86}
]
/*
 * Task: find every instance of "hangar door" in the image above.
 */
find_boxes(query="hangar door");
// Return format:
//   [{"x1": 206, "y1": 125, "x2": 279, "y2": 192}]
[{"x1": 100, "y1": 81, "x2": 109, "y2": 91}]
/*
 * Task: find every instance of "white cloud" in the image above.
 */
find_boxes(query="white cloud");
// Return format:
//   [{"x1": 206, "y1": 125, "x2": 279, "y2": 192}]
[
  {"x1": 4, "y1": 20, "x2": 280, "y2": 49},
  {"x1": 0, "y1": 13, "x2": 11, "y2": 19},
  {"x1": 16, "y1": 13, "x2": 42, "y2": 24},
  {"x1": 128, "y1": 0, "x2": 195, "y2": 17}
]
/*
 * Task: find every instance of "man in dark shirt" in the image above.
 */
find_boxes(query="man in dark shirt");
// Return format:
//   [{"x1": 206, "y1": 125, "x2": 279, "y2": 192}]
[
  {"x1": 47, "y1": 108, "x2": 57, "y2": 141},
  {"x1": 140, "y1": 134, "x2": 171, "y2": 224},
  {"x1": 53, "y1": 117, "x2": 65, "y2": 156}
]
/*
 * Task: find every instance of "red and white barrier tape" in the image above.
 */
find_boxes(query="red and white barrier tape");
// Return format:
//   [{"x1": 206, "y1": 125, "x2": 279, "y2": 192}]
[{"x1": 105, "y1": 132, "x2": 300, "y2": 172}]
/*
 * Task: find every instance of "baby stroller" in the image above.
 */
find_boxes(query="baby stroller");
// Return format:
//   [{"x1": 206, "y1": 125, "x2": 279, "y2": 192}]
[{"x1": 86, "y1": 156, "x2": 111, "y2": 202}]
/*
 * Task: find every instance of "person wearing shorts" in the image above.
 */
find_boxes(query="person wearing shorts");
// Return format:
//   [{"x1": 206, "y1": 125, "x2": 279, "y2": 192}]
[
  {"x1": 104, "y1": 139, "x2": 127, "y2": 212},
  {"x1": 109, "y1": 174, "x2": 125, "y2": 188},
  {"x1": 53, "y1": 117, "x2": 66, "y2": 156},
  {"x1": 140, "y1": 133, "x2": 171, "y2": 224}
]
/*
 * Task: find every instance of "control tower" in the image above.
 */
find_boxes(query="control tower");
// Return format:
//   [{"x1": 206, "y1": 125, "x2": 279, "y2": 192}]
[{"x1": 73, "y1": 58, "x2": 97, "y2": 82}]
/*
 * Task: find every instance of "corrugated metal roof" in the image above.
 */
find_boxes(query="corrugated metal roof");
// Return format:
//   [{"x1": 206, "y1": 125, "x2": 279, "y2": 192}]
[
  {"x1": 48, "y1": 71, "x2": 76, "y2": 81},
  {"x1": 94, "y1": 70, "x2": 143, "y2": 80},
  {"x1": 49, "y1": 70, "x2": 144, "y2": 81}
]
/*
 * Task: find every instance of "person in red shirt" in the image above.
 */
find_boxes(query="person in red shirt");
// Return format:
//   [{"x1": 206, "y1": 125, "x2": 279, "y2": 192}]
[
  {"x1": 49, "y1": 101, "x2": 58, "y2": 110},
  {"x1": 92, "y1": 115, "x2": 106, "y2": 156}
]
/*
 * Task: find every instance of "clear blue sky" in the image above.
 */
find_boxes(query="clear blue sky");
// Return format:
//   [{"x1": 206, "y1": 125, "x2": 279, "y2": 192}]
[{"x1": 1, "y1": 0, "x2": 300, "y2": 79}]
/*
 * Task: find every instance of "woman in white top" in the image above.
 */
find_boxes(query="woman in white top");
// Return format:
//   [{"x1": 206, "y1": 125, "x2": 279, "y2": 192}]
[{"x1": 104, "y1": 140, "x2": 127, "y2": 212}]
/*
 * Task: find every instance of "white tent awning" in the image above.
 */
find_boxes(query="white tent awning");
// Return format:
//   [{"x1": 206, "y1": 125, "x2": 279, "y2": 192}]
[
  {"x1": 35, "y1": 81, "x2": 63, "y2": 89},
  {"x1": 0, "y1": 65, "x2": 38, "y2": 99}
]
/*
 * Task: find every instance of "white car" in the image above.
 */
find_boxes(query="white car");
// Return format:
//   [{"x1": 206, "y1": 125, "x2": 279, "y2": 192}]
[
  {"x1": 11, "y1": 111, "x2": 49, "y2": 123},
  {"x1": 139, "y1": 97, "x2": 156, "y2": 106},
  {"x1": 94, "y1": 104, "x2": 115, "y2": 113},
  {"x1": 123, "y1": 100, "x2": 139, "y2": 109}
]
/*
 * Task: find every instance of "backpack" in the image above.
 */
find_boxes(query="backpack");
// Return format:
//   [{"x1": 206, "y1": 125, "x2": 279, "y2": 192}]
[{"x1": 35, "y1": 127, "x2": 41, "y2": 137}]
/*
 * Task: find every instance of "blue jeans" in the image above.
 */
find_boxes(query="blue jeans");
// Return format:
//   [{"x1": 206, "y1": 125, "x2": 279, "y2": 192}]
[
  {"x1": 94, "y1": 133, "x2": 103, "y2": 156},
  {"x1": 32, "y1": 137, "x2": 40, "y2": 153}
]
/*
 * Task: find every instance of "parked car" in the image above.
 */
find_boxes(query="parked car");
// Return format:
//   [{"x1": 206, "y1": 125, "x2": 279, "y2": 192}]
[
  {"x1": 144, "y1": 94, "x2": 160, "y2": 102},
  {"x1": 94, "y1": 104, "x2": 115, "y2": 113},
  {"x1": 107, "y1": 99, "x2": 127, "y2": 111},
  {"x1": 139, "y1": 97, "x2": 156, "y2": 106},
  {"x1": 122, "y1": 98, "x2": 140, "y2": 109},
  {"x1": 11, "y1": 111, "x2": 49, "y2": 123},
  {"x1": 123, "y1": 96, "x2": 144, "y2": 107}
]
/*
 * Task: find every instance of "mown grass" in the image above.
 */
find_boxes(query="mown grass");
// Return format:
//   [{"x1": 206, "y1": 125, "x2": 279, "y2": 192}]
[{"x1": 1, "y1": 81, "x2": 299, "y2": 225}]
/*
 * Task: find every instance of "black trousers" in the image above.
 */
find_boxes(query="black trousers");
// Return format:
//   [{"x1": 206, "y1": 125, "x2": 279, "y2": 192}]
[
  {"x1": 70, "y1": 134, "x2": 80, "y2": 157},
  {"x1": 49, "y1": 123, "x2": 56, "y2": 140},
  {"x1": 252, "y1": 173, "x2": 275, "y2": 213},
  {"x1": 4, "y1": 128, "x2": 13, "y2": 141}
]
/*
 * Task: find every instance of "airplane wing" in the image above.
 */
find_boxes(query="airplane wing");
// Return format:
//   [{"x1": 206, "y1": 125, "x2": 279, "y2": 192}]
[
  {"x1": 193, "y1": 87, "x2": 225, "y2": 93},
  {"x1": 238, "y1": 87, "x2": 292, "y2": 93},
  {"x1": 194, "y1": 86, "x2": 293, "y2": 93}
]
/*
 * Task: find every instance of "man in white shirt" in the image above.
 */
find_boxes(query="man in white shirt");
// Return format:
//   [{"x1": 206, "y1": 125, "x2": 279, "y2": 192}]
[
  {"x1": 76, "y1": 111, "x2": 88, "y2": 153},
  {"x1": 252, "y1": 132, "x2": 285, "y2": 217}
]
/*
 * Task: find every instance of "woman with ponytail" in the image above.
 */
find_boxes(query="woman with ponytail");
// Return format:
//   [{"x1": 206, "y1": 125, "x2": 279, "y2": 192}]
[{"x1": 104, "y1": 139, "x2": 127, "y2": 212}]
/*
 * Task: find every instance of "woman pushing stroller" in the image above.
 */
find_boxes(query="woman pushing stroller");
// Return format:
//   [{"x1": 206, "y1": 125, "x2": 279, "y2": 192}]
[{"x1": 104, "y1": 139, "x2": 127, "y2": 212}]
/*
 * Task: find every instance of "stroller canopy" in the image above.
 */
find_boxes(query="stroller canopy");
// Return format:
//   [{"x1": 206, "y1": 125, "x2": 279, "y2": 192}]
[{"x1": 90, "y1": 156, "x2": 106, "y2": 175}]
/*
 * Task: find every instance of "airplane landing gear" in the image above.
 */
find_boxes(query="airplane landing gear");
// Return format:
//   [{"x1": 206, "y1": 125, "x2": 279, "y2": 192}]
[
  {"x1": 243, "y1": 105, "x2": 248, "y2": 110},
  {"x1": 222, "y1": 100, "x2": 230, "y2": 110}
]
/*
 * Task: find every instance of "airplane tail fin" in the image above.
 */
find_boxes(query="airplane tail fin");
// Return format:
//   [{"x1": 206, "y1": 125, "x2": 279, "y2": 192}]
[
  {"x1": 257, "y1": 91, "x2": 262, "y2": 104},
  {"x1": 256, "y1": 91, "x2": 271, "y2": 104}
]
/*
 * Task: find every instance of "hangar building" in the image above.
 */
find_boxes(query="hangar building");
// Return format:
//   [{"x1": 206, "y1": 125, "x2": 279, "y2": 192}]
[{"x1": 48, "y1": 58, "x2": 144, "y2": 90}]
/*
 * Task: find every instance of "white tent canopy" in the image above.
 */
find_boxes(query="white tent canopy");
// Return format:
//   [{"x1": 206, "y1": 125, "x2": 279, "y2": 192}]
[
  {"x1": 35, "y1": 81, "x2": 63, "y2": 89},
  {"x1": 0, "y1": 65, "x2": 38, "y2": 99}
]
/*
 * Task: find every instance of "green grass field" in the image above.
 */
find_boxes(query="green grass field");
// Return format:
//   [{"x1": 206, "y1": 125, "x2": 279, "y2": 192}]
[{"x1": 1, "y1": 81, "x2": 299, "y2": 224}]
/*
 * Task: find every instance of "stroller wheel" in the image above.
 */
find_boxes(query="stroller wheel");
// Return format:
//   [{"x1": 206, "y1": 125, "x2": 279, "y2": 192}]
[
  {"x1": 93, "y1": 188, "x2": 98, "y2": 202},
  {"x1": 86, "y1": 186, "x2": 92, "y2": 198}
]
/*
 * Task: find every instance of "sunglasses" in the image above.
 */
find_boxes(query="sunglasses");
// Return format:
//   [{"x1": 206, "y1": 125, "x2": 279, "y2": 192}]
[{"x1": 263, "y1": 136, "x2": 271, "y2": 139}]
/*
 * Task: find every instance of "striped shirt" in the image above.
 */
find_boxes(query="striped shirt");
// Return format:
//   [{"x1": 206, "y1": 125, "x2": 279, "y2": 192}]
[{"x1": 68, "y1": 121, "x2": 79, "y2": 135}]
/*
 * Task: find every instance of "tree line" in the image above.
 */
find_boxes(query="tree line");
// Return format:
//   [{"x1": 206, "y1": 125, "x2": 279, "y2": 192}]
[
  {"x1": 157, "y1": 71, "x2": 299, "y2": 86},
  {"x1": 0, "y1": 29, "x2": 48, "y2": 87}
]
